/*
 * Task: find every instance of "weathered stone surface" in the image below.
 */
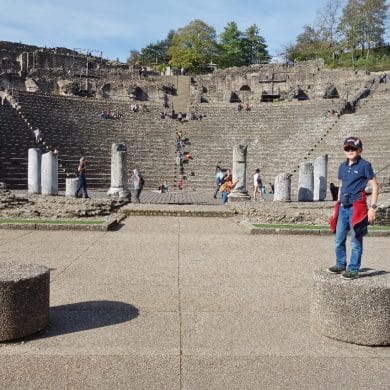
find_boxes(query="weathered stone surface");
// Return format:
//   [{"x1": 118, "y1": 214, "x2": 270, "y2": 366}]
[
  {"x1": 311, "y1": 268, "x2": 390, "y2": 346},
  {"x1": 230, "y1": 144, "x2": 250, "y2": 201},
  {"x1": 313, "y1": 155, "x2": 328, "y2": 201},
  {"x1": 298, "y1": 162, "x2": 314, "y2": 202},
  {"x1": 41, "y1": 151, "x2": 58, "y2": 196},
  {"x1": 274, "y1": 173, "x2": 292, "y2": 202},
  {"x1": 28, "y1": 148, "x2": 41, "y2": 194},
  {"x1": 65, "y1": 178, "x2": 78, "y2": 197},
  {"x1": 0, "y1": 263, "x2": 50, "y2": 341},
  {"x1": 107, "y1": 143, "x2": 129, "y2": 197}
]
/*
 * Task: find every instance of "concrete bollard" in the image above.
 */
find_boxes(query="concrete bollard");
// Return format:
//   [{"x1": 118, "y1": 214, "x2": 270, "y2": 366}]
[
  {"x1": 273, "y1": 173, "x2": 292, "y2": 201},
  {"x1": 313, "y1": 154, "x2": 328, "y2": 201},
  {"x1": 298, "y1": 162, "x2": 314, "y2": 202},
  {"x1": 41, "y1": 151, "x2": 58, "y2": 195},
  {"x1": 311, "y1": 268, "x2": 390, "y2": 346},
  {"x1": 0, "y1": 263, "x2": 50, "y2": 341},
  {"x1": 65, "y1": 178, "x2": 78, "y2": 197},
  {"x1": 28, "y1": 148, "x2": 41, "y2": 194}
]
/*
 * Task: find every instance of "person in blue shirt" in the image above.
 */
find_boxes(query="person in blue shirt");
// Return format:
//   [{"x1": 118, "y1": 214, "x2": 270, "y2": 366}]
[{"x1": 328, "y1": 137, "x2": 379, "y2": 279}]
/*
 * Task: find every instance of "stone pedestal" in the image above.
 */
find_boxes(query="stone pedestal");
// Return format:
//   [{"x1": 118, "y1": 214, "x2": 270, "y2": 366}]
[
  {"x1": 28, "y1": 148, "x2": 41, "y2": 194},
  {"x1": 311, "y1": 268, "x2": 390, "y2": 346},
  {"x1": 65, "y1": 178, "x2": 78, "y2": 197},
  {"x1": 107, "y1": 143, "x2": 129, "y2": 198},
  {"x1": 273, "y1": 173, "x2": 292, "y2": 201},
  {"x1": 0, "y1": 263, "x2": 50, "y2": 341},
  {"x1": 313, "y1": 154, "x2": 328, "y2": 201},
  {"x1": 41, "y1": 151, "x2": 58, "y2": 195},
  {"x1": 229, "y1": 144, "x2": 250, "y2": 202},
  {"x1": 298, "y1": 162, "x2": 314, "y2": 202}
]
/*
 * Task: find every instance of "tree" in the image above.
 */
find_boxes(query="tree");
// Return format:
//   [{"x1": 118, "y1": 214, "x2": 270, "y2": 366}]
[
  {"x1": 127, "y1": 49, "x2": 140, "y2": 66},
  {"x1": 288, "y1": 24, "x2": 324, "y2": 61},
  {"x1": 168, "y1": 19, "x2": 218, "y2": 72},
  {"x1": 241, "y1": 24, "x2": 270, "y2": 65},
  {"x1": 317, "y1": 0, "x2": 342, "y2": 63},
  {"x1": 362, "y1": 0, "x2": 388, "y2": 53},
  {"x1": 338, "y1": 0, "x2": 367, "y2": 63},
  {"x1": 138, "y1": 30, "x2": 175, "y2": 67},
  {"x1": 216, "y1": 21, "x2": 245, "y2": 68}
]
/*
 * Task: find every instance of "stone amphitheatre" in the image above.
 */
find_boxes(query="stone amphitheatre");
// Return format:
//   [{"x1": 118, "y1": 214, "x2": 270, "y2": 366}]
[{"x1": 0, "y1": 41, "x2": 390, "y2": 388}]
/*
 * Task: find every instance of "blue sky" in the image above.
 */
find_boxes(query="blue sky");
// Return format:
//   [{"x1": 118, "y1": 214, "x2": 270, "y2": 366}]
[{"x1": 1, "y1": 0, "x2": 342, "y2": 62}]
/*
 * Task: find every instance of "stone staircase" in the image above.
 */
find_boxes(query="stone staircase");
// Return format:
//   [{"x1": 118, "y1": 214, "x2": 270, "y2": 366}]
[
  {"x1": 171, "y1": 76, "x2": 190, "y2": 114},
  {"x1": 311, "y1": 81, "x2": 390, "y2": 192}
]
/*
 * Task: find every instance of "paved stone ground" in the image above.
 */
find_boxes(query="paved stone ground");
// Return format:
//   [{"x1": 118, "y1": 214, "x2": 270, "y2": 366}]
[{"x1": 0, "y1": 216, "x2": 389, "y2": 389}]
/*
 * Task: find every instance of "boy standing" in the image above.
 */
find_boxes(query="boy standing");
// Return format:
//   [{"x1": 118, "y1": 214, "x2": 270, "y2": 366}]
[{"x1": 328, "y1": 137, "x2": 379, "y2": 279}]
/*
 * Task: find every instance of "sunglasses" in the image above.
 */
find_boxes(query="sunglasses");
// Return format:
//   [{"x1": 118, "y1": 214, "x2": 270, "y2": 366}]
[{"x1": 344, "y1": 146, "x2": 358, "y2": 152}]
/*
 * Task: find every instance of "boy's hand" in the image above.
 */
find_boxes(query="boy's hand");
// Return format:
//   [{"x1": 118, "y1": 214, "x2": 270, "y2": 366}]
[{"x1": 368, "y1": 208, "x2": 377, "y2": 224}]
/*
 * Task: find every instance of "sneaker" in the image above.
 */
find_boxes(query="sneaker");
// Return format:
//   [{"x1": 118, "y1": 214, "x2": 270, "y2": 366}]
[
  {"x1": 341, "y1": 271, "x2": 359, "y2": 280},
  {"x1": 327, "y1": 265, "x2": 346, "y2": 274}
]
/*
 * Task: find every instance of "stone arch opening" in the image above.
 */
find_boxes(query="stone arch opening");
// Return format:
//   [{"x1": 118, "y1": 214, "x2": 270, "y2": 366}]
[
  {"x1": 323, "y1": 85, "x2": 339, "y2": 99},
  {"x1": 230, "y1": 92, "x2": 241, "y2": 103},
  {"x1": 134, "y1": 87, "x2": 148, "y2": 101},
  {"x1": 240, "y1": 85, "x2": 251, "y2": 91}
]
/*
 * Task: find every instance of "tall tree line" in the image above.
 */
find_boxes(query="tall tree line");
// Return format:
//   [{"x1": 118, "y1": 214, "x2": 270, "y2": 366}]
[
  {"x1": 287, "y1": 0, "x2": 389, "y2": 65},
  {"x1": 127, "y1": 19, "x2": 270, "y2": 73}
]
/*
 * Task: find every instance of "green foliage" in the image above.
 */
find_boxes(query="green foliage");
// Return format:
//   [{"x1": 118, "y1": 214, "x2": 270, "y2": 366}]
[
  {"x1": 217, "y1": 21, "x2": 245, "y2": 68},
  {"x1": 216, "y1": 22, "x2": 270, "y2": 68},
  {"x1": 168, "y1": 19, "x2": 218, "y2": 73},
  {"x1": 288, "y1": 0, "x2": 389, "y2": 67},
  {"x1": 242, "y1": 24, "x2": 270, "y2": 65},
  {"x1": 132, "y1": 19, "x2": 270, "y2": 73}
]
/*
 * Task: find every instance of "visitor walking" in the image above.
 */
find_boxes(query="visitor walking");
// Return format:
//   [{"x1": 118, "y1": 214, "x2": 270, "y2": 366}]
[
  {"x1": 253, "y1": 168, "x2": 264, "y2": 201},
  {"x1": 75, "y1": 157, "x2": 89, "y2": 198},
  {"x1": 220, "y1": 170, "x2": 239, "y2": 205},
  {"x1": 213, "y1": 166, "x2": 224, "y2": 199},
  {"x1": 131, "y1": 169, "x2": 144, "y2": 203},
  {"x1": 328, "y1": 137, "x2": 378, "y2": 280}
]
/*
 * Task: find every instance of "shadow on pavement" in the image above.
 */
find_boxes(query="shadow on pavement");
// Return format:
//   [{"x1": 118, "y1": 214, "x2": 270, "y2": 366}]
[
  {"x1": 31, "y1": 300, "x2": 139, "y2": 340},
  {"x1": 359, "y1": 268, "x2": 390, "y2": 278}
]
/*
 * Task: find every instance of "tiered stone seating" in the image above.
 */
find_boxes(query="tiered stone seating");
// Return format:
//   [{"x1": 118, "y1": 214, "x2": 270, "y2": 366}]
[
  {"x1": 1, "y1": 85, "x2": 388, "y2": 195},
  {"x1": 0, "y1": 101, "x2": 35, "y2": 188},
  {"x1": 311, "y1": 82, "x2": 390, "y2": 191},
  {"x1": 13, "y1": 91, "x2": 181, "y2": 190},
  {"x1": 184, "y1": 100, "x2": 341, "y2": 191}
]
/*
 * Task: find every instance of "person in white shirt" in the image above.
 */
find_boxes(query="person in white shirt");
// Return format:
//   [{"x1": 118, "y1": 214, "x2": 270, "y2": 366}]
[{"x1": 253, "y1": 168, "x2": 264, "y2": 201}]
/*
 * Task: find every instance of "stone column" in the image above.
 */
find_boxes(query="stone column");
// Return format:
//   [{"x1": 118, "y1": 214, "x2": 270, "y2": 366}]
[
  {"x1": 273, "y1": 173, "x2": 292, "y2": 201},
  {"x1": 229, "y1": 144, "x2": 250, "y2": 202},
  {"x1": 65, "y1": 178, "x2": 78, "y2": 197},
  {"x1": 313, "y1": 154, "x2": 328, "y2": 201},
  {"x1": 107, "y1": 143, "x2": 129, "y2": 198},
  {"x1": 298, "y1": 162, "x2": 314, "y2": 202},
  {"x1": 41, "y1": 151, "x2": 58, "y2": 195},
  {"x1": 28, "y1": 148, "x2": 41, "y2": 194}
]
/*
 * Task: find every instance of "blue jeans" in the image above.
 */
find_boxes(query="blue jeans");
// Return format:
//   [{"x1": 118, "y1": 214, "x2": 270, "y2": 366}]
[
  {"x1": 335, "y1": 205, "x2": 363, "y2": 272},
  {"x1": 221, "y1": 191, "x2": 228, "y2": 205},
  {"x1": 213, "y1": 184, "x2": 221, "y2": 198},
  {"x1": 75, "y1": 174, "x2": 88, "y2": 198}
]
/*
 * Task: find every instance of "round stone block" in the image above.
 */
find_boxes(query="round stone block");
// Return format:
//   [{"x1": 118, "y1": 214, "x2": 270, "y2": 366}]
[
  {"x1": 311, "y1": 268, "x2": 390, "y2": 346},
  {"x1": 0, "y1": 263, "x2": 50, "y2": 341},
  {"x1": 65, "y1": 178, "x2": 78, "y2": 197}
]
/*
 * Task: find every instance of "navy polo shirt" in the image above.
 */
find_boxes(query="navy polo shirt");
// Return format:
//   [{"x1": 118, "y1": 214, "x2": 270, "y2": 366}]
[{"x1": 338, "y1": 156, "x2": 374, "y2": 202}]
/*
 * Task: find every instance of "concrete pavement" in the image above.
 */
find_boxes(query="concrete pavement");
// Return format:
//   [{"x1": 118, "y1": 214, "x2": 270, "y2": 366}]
[{"x1": 0, "y1": 216, "x2": 389, "y2": 389}]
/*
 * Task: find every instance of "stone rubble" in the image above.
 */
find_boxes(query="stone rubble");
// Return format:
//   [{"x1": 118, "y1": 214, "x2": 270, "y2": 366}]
[{"x1": 0, "y1": 189, "x2": 128, "y2": 219}]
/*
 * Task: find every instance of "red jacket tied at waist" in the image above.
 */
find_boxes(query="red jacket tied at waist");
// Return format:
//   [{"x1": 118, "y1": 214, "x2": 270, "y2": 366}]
[{"x1": 329, "y1": 192, "x2": 369, "y2": 238}]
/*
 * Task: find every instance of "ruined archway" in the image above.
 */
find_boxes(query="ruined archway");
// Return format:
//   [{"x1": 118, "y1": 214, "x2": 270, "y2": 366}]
[
  {"x1": 323, "y1": 85, "x2": 339, "y2": 99},
  {"x1": 240, "y1": 85, "x2": 251, "y2": 91},
  {"x1": 229, "y1": 92, "x2": 241, "y2": 103}
]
